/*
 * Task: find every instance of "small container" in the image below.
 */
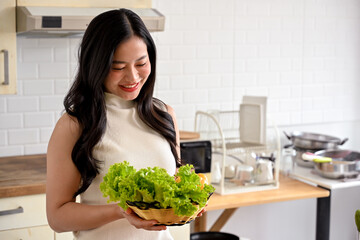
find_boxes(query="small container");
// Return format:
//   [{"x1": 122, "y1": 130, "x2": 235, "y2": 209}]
[
  {"x1": 225, "y1": 165, "x2": 236, "y2": 179},
  {"x1": 281, "y1": 148, "x2": 296, "y2": 176},
  {"x1": 255, "y1": 160, "x2": 274, "y2": 182},
  {"x1": 211, "y1": 161, "x2": 222, "y2": 184},
  {"x1": 235, "y1": 165, "x2": 254, "y2": 183}
]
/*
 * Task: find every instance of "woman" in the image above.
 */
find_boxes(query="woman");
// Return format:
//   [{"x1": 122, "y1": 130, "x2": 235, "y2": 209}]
[{"x1": 46, "y1": 9, "x2": 181, "y2": 239}]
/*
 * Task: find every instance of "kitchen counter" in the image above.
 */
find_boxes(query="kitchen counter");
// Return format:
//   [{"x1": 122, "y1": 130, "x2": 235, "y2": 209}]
[
  {"x1": 292, "y1": 164, "x2": 360, "y2": 189},
  {"x1": 206, "y1": 174, "x2": 329, "y2": 211},
  {"x1": 0, "y1": 154, "x2": 330, "y2": 201},
  {"x1": 195, "y1": 174, "x2": 330, "y2": 234},
  {"x1": 0, "y1": 154, "x2": 46, "y2": 198}
]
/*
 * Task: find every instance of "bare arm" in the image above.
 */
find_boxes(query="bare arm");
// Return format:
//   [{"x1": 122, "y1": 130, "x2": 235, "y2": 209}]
[{"x1": 46, "y1": 113, "x2": 165, "y2": 233}]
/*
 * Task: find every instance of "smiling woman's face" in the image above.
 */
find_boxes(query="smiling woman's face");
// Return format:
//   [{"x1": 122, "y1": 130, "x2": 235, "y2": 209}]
[{"x1": 104, "y1": 36, "x2": 151, "y2": 100}]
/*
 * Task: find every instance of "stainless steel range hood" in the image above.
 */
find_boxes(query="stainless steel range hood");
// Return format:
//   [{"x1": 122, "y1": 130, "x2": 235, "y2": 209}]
[{"x1": 16, "y1": 6, "x2": 165, "y2": 37}]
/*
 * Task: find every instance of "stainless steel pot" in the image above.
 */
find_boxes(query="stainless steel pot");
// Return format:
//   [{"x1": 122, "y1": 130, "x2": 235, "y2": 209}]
[
  {"x1": 284, "y1": 131, "x2": 348, "y2": 150},
  {"x1": 294, "y1": 147, "x2": 316, "y2": 168},
  {"x1": 314, "y1": 149, "x2": 360, "y2": 179}
]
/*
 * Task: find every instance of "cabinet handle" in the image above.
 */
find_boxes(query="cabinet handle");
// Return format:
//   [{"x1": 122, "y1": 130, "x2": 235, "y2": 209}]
[
  {"x1": 1, "y1": 49, "x2": 9, "y2": 85},
  {"x1": 0, "y1": 206, "x2": 24, "y2": 216}
]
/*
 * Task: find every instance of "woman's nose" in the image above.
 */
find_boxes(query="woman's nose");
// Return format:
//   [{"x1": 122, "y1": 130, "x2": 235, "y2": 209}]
[{"x1": 126, "y1": 66, "x2": 139, "y2": 81}]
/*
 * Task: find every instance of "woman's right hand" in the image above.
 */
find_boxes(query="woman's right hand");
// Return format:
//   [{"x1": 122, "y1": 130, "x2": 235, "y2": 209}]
[{"x1": 122, "y1": 208, "x2": 167, "y2": 231}]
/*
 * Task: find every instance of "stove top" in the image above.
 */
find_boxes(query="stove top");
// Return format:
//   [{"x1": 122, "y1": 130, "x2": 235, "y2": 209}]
[{"x1": 291, "y1": 165, "x2": 360, "y2": 190}]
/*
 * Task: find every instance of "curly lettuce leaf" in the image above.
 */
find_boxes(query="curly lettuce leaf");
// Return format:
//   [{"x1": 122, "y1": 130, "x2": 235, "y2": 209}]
[{"x1": 100, "y1": 161, "x2": 215, "y2": 216}]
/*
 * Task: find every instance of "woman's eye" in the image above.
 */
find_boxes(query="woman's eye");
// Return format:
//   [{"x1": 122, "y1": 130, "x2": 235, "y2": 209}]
[
  {"x1": 137, "y1": 62, "x2": 147, "y2": 67},
  {"x1": 112, "y1": 67, "x2": 125, "y2": 71}
]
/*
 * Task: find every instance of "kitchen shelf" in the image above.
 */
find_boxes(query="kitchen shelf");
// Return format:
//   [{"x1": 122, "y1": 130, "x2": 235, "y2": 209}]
[{"x1": 194, "y1": 109, "x2": 281, "y2": 195}]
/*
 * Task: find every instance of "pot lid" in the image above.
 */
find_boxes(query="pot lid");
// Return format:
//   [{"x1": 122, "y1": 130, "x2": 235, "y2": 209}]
[{"x1": 291, "y1": 131, "x2": 341, "y2": 143}]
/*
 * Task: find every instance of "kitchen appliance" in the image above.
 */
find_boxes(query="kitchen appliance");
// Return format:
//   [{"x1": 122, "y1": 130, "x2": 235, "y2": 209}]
[
  {"x1": 314, "y1": 149, "x2": 360, "y2": 179},
  {"x1": 284, "y1": 131, "x2": 348, "y2": 150},
  {"x1": 180, "y1": 140, "x2": 212, "y2": 175},
  {"x1": 16, "y1": 6, "x2": 165, "y2": 36},
  {"x1": 283, "y1": 131, "x2": 348, "y2": 168}
]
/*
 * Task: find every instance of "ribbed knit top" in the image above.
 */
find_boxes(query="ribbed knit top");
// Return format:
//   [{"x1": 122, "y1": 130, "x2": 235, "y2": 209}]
[{"x1": 74, "y1": 92, "x2": 176, "y2": 240}]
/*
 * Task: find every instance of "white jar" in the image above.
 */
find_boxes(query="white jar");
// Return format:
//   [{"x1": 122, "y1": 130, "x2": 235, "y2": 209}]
[{"x1": 281, "y1": 148, "x2": 296, "y2": 176}]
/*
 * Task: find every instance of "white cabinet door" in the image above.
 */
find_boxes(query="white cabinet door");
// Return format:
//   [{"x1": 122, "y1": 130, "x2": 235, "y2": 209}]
[
  {"x1": 0, "y1": 225, "x2": 54, "y2": 239},
  {"x1": 169, "y1": 224, "x2": 190, "y2": 240},
  {"x1": 0, "y1": 194, "x2": 48, "y2": 231},
  {"x1": 0, "y1": 0, "x2": 17, "y2": 94},
  {"x1": 55, "y1": 231, "x2": 74, "y2": 240}
]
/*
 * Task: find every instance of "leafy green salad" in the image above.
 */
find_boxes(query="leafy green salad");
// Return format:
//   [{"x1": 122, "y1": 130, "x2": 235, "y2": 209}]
[{"x1": 100, "y1": 161, "x2": 215, "y2": 217}]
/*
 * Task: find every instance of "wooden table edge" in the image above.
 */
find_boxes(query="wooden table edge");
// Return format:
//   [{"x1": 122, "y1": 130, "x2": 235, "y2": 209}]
[{"x1": 195, "y1": 175, "x2": 330, "y2": 232}]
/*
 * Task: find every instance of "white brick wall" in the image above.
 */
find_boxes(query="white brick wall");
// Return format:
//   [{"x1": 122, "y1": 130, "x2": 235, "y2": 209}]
[{"x1": 0, "y1": 0, "x2": 360, "y2": 157}]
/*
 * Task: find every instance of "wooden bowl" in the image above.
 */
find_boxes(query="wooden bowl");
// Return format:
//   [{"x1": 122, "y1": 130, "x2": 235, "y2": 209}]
[{"x1": 127, "y1": 202, "x2": 204, "y2": 226}]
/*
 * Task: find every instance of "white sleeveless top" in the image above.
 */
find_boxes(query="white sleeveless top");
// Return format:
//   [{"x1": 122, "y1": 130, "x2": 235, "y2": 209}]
[{"x1": 74, "y1": 92, "x2": 176, "y2": 240}]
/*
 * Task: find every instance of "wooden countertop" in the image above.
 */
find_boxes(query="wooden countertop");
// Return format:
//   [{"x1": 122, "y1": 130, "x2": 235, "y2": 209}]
[
  {"x1": 206, "y1": 174, "x2": 330, "y2": 211},
  {"x1": 179, "y1": 130, "x2": 200, "y2": 140},
  {"x1": 195, "y1": 174, "x2": 330, "y2": 232},
  {"x1": 0, "y1": 154, "x2": 46, "y2": 198},
  {"x1": 0, "y1": 153, "x2": 330, "y2": 206}
]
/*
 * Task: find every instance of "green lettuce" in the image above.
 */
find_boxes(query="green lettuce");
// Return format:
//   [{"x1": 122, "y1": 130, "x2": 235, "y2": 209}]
[{"x1": 100, "y1": 161, "x2": 215, "y2": 216}]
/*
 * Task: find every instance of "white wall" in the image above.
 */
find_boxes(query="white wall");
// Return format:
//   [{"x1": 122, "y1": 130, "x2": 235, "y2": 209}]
[
  {"x1": 1, "y1": 0, "x2": 359, "y2": 156},
  {"x1": 0, "y1": 0, "x2": 360, "y2": 239}
]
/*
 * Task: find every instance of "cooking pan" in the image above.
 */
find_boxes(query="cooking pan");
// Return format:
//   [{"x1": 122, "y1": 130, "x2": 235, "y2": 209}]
[
  {"x1": 314, "y1": 149, "x2": 360, "y2": 179},
  {"x1": 191, "y1": 232, "x2": 239, "y2": 240},
  {"x1": 284, "y1": 131, "x2": 348, "y2": 150}
]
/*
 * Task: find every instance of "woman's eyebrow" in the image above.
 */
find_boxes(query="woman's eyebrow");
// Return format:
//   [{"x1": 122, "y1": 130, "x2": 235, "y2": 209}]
[{"x1": 112, "y1": 55, "x2": 147, "y2": 64}]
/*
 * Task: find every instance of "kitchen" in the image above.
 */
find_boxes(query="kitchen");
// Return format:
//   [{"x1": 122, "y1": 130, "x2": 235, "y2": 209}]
[{"x1": 1, "y1": 0, "x2": 360, "y2": 239}]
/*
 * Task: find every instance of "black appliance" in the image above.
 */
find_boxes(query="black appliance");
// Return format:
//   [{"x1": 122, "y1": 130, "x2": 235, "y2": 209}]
[{"x1": 180, "y1": 140, "x2": 212, "y2": 173}]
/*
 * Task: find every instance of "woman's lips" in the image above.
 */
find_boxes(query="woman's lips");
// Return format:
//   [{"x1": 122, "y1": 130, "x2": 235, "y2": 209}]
[{"x1": 120, "y1": 82, "x2": 140, "y2": 92}]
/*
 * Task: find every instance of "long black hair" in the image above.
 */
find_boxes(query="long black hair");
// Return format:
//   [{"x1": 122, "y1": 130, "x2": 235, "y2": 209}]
[{"x1": 64, "y1": 9, "x2": 180, "y2": 197}]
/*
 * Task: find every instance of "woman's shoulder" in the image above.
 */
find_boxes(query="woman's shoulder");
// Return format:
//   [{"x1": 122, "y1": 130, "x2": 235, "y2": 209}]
[
  {"x1": 165, "y1": 104, "x2": 176, "y2": 117},
  {"x1": 153, "y1": 98, "x2": 173, "y2": 113},
  {"x1": 55, "y1": 112, "x2": 82, "y2": 137},
  {"x1": 47, "y1": 112, "x2": 82, "y2": 159}
]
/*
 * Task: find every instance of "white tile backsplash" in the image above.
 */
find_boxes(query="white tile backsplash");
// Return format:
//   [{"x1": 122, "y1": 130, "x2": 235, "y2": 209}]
[
  {"x1": 39, "y1": 63, "x2": 69, "y2": 79},
  {"x1": 7, "y1": 97, "x2": 39, "y2": 113},
  {"x1": 22, "y1": 48, "x2": 53, "y2": 63},
  {"x1": 39, "y1": 96, "x2": 64, "y2": 111},
  {"x1": 17, "y1": 63, "x2": 38, "y2": 79},
  {"x1": 24, "y1": 143, "x2": 48, "y2": 155},
  {"x1": 0, "y1": 146, "x2": 24, "y2": 156},
  {"x1": 0, "y1": 0, "x2": 359, "y2": 157},
  {"x1": 24, "y1": 112, "x2": 54, "y2": 128},
  {"x1": 23, "y1": 80, "x2": 54, "y2": 96},
  {"x1": 0, "y1": 114, "x2": 22, "y2": 129},
  {"x1": 8, "y1": 129, "x2": 39, "y2": 145},
  {"x1": 0, "y1": 98, "x2": 5, "y2": 113},
  {"x1": 0, "y1": 131, "x2": 6, "y2": 146}
]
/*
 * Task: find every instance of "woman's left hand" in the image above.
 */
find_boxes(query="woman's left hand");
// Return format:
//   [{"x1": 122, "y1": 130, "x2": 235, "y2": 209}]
[{"x1": 123, "y1": 208, "x2": 167, "y2": 231}]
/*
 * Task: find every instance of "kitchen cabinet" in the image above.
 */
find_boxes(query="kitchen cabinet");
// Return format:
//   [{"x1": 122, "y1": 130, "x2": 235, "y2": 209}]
[
  {"x1": 16, "y1": 0, "x2": 151, "y2": 8},
  {"x1": 0, "y1": 194, "x2": 54, "y2": 239},
  {"x1": 0, "y1": 225, "x2": 54, "y2": 239},
  {"x1": 1, "y1": 0, "x2": 152, "y2": 95},
  {"x1": 0, "y1": 0, "x2": 17, "y2": 95},
  {"x1": 55, "y1": 232, "x2": 73, "y2": 240}
]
